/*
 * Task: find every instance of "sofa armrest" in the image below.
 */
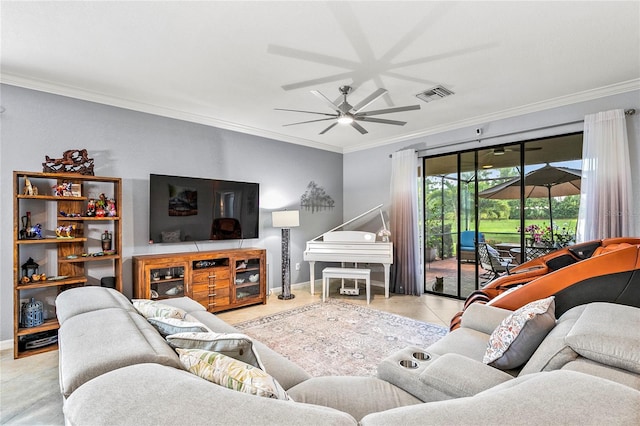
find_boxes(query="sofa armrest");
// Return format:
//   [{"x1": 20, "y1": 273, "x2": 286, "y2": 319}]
[
  {"x1": 419, "y1": 353, "x2": 513, "y2": 398},
  {"x1": 460, "y1": 303, "x2": 512, "y2": 335}
]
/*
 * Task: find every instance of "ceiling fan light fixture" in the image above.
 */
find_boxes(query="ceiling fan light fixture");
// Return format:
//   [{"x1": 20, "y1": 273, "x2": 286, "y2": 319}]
[
  {"x1": 337, "y1": 115, "x2": 354, "y2": 125},
  {"x1": 493, "y1": 147, "x2": 506, "y2": 156}
]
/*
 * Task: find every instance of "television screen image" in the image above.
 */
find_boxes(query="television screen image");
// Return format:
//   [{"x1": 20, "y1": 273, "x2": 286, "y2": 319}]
[{"x1": 149, "y1": 174, "x2": 259, "y2": 243}]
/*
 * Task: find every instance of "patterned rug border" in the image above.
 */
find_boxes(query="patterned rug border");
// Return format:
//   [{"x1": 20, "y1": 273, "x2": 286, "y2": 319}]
[{"x1": 233, "y1": 299, "x2": 447, "y2": 334}]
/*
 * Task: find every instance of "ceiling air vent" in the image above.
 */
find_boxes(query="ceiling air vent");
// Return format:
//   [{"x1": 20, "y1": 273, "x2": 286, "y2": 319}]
[{"x1": 416, "y1": 85, "x2": 454, "y2": 103}]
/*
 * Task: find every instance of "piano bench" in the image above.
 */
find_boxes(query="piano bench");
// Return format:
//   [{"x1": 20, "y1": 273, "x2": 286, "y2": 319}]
[{"x1": 322, "y1": 267, "x2": 371, "y2": 304}]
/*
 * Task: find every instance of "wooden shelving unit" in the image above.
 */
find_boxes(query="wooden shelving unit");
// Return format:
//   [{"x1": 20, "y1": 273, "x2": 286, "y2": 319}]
[{"x1": 13, "y1": 171, "x2": 122, "y2": 358}]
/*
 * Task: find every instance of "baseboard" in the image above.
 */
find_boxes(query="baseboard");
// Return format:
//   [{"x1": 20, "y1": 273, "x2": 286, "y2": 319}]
[{"x1": 0, "y1": 339, "x2": 13, "y2": 351}]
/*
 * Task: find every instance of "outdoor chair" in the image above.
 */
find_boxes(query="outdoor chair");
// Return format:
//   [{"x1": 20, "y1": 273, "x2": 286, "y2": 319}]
[
  {"x1": 478, "y1": 242, "x2": 517, "y2": 282},
  {"x1": 460, "y1": 231, "x2": 484, "y2": 262}
]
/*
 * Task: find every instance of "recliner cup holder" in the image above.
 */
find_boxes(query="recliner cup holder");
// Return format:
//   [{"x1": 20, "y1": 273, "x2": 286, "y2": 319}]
[
  {"x1": 412, "y1": 351, "x2": 431, "y2": 361},
  {"x1": 399, "y1": 359, "x2": 419, "y2": 369}
]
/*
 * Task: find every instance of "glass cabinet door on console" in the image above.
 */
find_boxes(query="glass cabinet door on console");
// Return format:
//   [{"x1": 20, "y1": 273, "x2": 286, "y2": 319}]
[
  {"x1": 233, "y1": 257, "x2": 262, "y2": 303},
  {"x1": 146, "y1": 262, "x2": 187, "y2": 300}
]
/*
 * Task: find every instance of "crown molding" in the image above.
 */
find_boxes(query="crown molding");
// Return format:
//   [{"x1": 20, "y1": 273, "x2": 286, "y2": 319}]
[
  {"x1": 0, "y1": 72, "x2": 343, "y2": 154},
  {"x1": 2, "y1": 72, "x2": 637, "y2": 156},
  {"x1": 343, "y1": 79, "x2": 640, "y2": 153}
]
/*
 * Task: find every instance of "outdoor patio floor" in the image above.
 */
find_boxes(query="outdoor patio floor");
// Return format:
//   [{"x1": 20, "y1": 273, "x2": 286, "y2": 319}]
[{"x1": 425, "y1": 257, "x2": 489, "y2": 298}]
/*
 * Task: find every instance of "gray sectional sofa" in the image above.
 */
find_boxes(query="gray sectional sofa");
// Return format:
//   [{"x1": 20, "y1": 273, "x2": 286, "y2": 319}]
[{"x1": 56, "y1": 287, "x2": 640, "y2": 425}]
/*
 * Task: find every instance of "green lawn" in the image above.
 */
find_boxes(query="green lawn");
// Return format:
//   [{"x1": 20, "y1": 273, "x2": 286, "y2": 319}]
[{"x1": 478, "y1": 219, "x2": 577, "y2": 244}]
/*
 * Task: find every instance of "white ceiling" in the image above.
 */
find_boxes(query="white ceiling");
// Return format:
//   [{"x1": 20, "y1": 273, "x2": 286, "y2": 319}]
[{"x1": 2, "y1": 1, "x2": 639, "y2": 153}]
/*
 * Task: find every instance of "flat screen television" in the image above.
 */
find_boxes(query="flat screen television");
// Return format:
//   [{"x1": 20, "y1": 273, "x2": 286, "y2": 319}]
[{"x1": 149, "y1": 174, "x2": 259, "y2": 243}]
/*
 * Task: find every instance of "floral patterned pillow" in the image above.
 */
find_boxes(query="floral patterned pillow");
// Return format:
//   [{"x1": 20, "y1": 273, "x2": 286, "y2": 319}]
[
  {"x1": 483, "y1": 296, "x2": 556, "y2": 369},
  {"x1": 132, "y1": 299, "x2": 186, "y2": 320},
  {"x1": 177, "y1": 348, "x2": 291, "y2": 400}
]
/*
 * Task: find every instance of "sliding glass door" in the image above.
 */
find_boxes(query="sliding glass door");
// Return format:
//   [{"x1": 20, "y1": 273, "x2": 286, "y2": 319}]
[{"x1": 423, "y1": 133, "x2": 582, "y2": 299}]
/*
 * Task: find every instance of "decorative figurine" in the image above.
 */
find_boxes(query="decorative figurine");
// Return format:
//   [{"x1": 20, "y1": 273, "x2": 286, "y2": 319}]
[
  {"x1": 19, "y1": 212, "x2": 42, "y2": 239},
  {"x1": 23, "y1": 176, "x2": 38, "y2": 195},
  {"x1": 52, "y1": 181, "x2": 73, "y2": 197},
  {"x1": 95, "y1": 193, "x2": 107, "y2": 217},
  {"x1": 42, "y1": 149, "x2": 94, "y2": 175},
  {"x1": 86, "y1": 199, "x2": 96, "y2": 217},
  {"x1": 107, "y1": 198, "x2": 117, "y2": 217},
  {"x1": 56, "y1": 224, "x2": 75, "y2": 238}
]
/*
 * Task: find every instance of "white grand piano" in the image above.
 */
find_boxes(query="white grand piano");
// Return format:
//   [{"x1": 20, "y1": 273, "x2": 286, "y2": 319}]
[{"x1": 303, "y1": 204, "x2": 393, "y2": 298}]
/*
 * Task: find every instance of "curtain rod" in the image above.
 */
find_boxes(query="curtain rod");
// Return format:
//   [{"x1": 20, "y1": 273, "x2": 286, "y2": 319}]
[{"x1": 391, "y1": 108, "x2": 636, "y2": 158}]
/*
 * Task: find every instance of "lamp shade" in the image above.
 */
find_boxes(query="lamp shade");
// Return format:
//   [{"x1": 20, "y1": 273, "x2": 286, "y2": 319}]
[{"x1": 272, "y1": 210, "x2": 300, "y2": 228}]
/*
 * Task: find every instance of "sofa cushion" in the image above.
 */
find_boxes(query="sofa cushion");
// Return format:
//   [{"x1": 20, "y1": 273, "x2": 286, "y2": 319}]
[
  {"x1": 360, "y1": 370, "x2": 640, "y2": 425},
  {"x1": 56, "y1": 286, "x2": 137, "y2": 324},
  {"x1": 177, "y1": 349, "x2": 290, "y2": 400},
  {"x1": 64, "y1": 364, "x2": 357, "y2": 426},
  {"x1": 288, "y1": 376, "x2": 422, "y2": 421},
  {"x1": 132, "y1": 299, "x2": 186, "y2": 319},
  {"x1": 147, "y1": 317, "x2": 209, "y2": 337},
  {"x1": 564, "y1": 302, "x2": 640, "y2": 374},
  {"x1": 484, "y1": 296, "x2": 556, "y2": 369},
  {"x1": 58, "y1": 308, "x2": 182, "y2": 397},
  {"x1": 166, "y1": 331, "x2": 264, "y2": 370}
]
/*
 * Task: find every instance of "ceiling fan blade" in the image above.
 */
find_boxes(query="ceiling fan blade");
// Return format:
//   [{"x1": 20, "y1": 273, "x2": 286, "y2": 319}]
[
  {"x1": 275, "y1": 108, "x2": 337, "y2": 117},
  {"x1": 350, "y1": 121, "x2": 368, "y2": 134},
  {"x1": 310, "y1": 90, "x2": 340, "y2": 112},
  {"x1": 319, "y1": 122, "x2": 338, "y2": 135},
  {"x1": 356, "y1": 116, "x2": 407, "y2": 126},
  {"x1": 356, "y1": 104, "x2": 421, "y2": 116},
  {"x1": 352, "y1": 88, "x2": 387, "y2": 112},
  {"x1": 283, "y1": 117, "x2": 337, "y2": 127}
]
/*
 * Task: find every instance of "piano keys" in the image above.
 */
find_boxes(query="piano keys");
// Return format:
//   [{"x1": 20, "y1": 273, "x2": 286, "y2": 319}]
[{"x1": 303, "y1": 205, "x2": 393, "y2": 298}]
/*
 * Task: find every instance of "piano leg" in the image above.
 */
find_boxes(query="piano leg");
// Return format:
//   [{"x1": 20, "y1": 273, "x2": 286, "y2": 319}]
[
  {"x1": 309, "y1": 261, "x2": 316, "y2": 295},
  {"x1": 383, "y1": 263, "x2": 391, "y2": 298}
]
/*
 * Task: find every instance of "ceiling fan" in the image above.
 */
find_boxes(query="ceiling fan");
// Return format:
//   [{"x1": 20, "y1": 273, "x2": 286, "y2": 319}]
[
  {"x1": 276, "y1": 85, "x2": 421, "y2": 135},
  {"x1": 491, "y1": 146, "x2": 542, "y2": 156}
]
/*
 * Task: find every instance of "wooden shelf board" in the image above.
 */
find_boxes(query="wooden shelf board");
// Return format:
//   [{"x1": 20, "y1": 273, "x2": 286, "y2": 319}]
[
  {"x1": 59, "y1": 254, "x2": 120, "y2": 263},
  {"x1": 17, "y1": 318, "x2": 59, "y2": 336},
  {"x1": 17, "y1": 276, "x2": 87, "y2": 290},
  {"x1": 17, "y1": 237, "x2": 87, "y2": 245}
]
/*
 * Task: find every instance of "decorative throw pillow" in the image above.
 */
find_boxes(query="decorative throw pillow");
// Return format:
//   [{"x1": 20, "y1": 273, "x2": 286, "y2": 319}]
[
  {"x1": 483, "y1": 296, "x2": 556, "y2": 369},
  {"x1": 147, "y1": 317, "x2": 209, "y2": 337},
  {"x1": 167, "y1": 332, "x2": 265, "y2": 370},
  {"x1": 132, "y1": 299, "x2": 186, "y2": 320},
  {"x1": 177, "y1": 348, "x2": 291, "y2": 400}
]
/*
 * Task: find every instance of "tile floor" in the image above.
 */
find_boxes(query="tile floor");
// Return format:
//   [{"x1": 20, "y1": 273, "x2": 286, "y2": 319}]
[{"x1": 0, "y1": 282, "x2": 464, "y2": 425}]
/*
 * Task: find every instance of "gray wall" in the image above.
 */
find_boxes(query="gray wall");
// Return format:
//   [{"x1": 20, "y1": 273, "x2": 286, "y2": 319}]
[
  {"x1": 0, "y1": 85, "x2": 343, "y2": 342},
  {"x1": 344, "y1": 90, "x2": 640, "y2": 237}
]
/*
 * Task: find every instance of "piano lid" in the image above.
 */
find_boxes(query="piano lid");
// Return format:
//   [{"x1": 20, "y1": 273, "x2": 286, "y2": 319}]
[
  {"x1": 310, "y1": 204, "x2": 386, "y2": 242},
  {"x1": 322, "y1": 230, "x2": 376, "y2": 242}
]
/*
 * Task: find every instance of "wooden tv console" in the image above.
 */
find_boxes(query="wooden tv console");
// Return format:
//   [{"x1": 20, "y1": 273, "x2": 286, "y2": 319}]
[{"x1": 133, "y1": 248, "x2": 266, "y2": 312}]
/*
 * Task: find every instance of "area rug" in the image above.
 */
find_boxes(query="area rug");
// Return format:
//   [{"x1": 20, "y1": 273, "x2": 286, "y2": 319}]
[{"x1": 234, "y1": 300, "x2": 448, "y2": 377}]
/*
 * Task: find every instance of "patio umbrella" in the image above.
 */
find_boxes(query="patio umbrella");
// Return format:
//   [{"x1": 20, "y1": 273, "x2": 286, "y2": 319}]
[{"x1": 478, "y1": 164, "x2": 581, "y2": 242}]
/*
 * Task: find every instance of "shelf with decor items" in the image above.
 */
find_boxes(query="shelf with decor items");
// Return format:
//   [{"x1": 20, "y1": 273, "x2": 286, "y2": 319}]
[
  {"x1": 133, "y1": 248, "x2": 267, "y2": 313},
  {"x1": 13, "y1": 171, "x2": 122, "y2": 359}
]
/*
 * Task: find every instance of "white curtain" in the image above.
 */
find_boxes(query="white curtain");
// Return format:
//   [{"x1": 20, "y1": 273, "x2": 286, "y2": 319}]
[
  {"x1": 390, "y1": 149, "x2": 422, "y2": 295},
  {"x1": 577, "y1": 109, "x2": 634, "y2": 242}
]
